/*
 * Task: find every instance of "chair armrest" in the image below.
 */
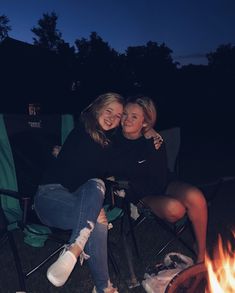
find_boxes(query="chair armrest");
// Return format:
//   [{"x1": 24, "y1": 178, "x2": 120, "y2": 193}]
[
  {"x1": 0, "y1": 188, "x2": 21, "y2": 199},
  {"x1": 0, "y1": 188, "x2": 31, "y2": 224}
]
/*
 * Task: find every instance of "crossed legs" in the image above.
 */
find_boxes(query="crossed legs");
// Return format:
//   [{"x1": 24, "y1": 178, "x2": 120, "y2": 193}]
[{"x1": 35, "y1": 179, "x2": 107, "y2": 288}]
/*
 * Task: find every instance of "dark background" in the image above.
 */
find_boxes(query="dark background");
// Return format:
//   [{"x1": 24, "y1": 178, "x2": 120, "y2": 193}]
[
  {"x1": 0, "y1": 7, "x2": 235, "y2": 292},
  {"x1": 1, "y1": 35, "x2": 234, "y2": 185}
]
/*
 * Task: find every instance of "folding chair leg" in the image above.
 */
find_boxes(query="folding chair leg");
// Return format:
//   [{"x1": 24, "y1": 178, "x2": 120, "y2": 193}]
[
  {"x1": 126, "y1": 217, "x2": 140, "y2": 258},
  {"x1": 122, "y1": 232, "x2": 139, "y2": 288},
  {"x1": 154, "y1": 218, "x2": 196, "y2": 258},
  {"x1": 25, "y1": 244, "x2": 67, "y2": 278},
  {"x1": 124, "y1": 202, "x2": 141, "y2": 257},
  {"x1": 121, "y1": 208, "x2": 140, "y2": 288},
  {"x1": 7, "y1": 230, "x2": 27, "y2": 292},
  {"x1": 107, "y1": 243, "x2": 120, "y2": 276}
]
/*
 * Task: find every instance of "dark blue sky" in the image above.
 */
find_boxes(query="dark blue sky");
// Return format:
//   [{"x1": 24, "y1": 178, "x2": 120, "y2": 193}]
[{"x1": 2, "y1": 0, "x2": 235, "y2": 65}]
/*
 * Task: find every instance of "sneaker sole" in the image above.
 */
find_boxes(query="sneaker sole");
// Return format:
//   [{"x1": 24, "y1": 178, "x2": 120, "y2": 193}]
[{"x1": 47, "y1": 270, "x2": 65, "y2": 287}]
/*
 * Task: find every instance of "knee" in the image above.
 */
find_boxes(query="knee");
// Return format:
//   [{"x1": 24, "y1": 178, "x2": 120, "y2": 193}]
[
  {"x1": 89, "y1": 178, "x2": 106, "y2": 198},
  {"x1": 164, "y1": 200, "x2": 186, "y2": 223},
  {"x1": 97, "y1": 208, "x2": 108, "y2": 226},
  {"x1": 184, "y1": 187, "x2": 207, "y2": 210}
]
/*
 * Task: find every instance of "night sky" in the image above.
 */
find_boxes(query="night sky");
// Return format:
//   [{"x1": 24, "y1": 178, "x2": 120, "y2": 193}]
[{"x1": 1, "y1": 0, "x2": 235, "y2": 65}]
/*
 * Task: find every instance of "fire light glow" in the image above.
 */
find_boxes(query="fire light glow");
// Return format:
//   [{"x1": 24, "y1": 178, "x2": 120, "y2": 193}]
[{"x1": 205, "y1": 231, "x2": 235, "y2": 293}]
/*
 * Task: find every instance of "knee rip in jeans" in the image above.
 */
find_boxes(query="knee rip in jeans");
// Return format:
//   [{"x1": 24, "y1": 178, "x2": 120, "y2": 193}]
[
  {"x1": 93, "y1": 178, "x2": 106, "y2": 197},
  {"x1": 97, "y1": 210, "x2": 108, "y2": 226},
  {"x1": 74, "y1": 220, "x2": 95, "y2": 265},
  {"x1": 75, "y1": 220, "x2": 94, "y2": 249},
  {"x1": 97, "y1": 219, "x2": 108, "y2": 226},
  {"x1": 80, "y1": 220, "x2": 94, "y2": 237}
]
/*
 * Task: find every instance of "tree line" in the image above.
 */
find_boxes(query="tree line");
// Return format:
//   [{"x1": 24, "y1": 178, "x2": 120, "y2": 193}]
[{"x1": 0, "y1": 13, "x2": 234, "y2": 132}]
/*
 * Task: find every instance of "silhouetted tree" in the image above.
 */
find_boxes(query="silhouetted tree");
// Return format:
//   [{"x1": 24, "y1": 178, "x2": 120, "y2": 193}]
[
  {"x1": 75, "y1": 32, "x2": 117, "y2": 62},
  {"x1": 0, "y1": 14, "x2": 11, "y2": 41},
  {"x1": 207, "y1": 44, "x2": 235, "y2": 74},
  {"x1": 206, "y1": 44, "x2": 235, "y2": 125},
  {"x1": 57, "y1": 41, "x2": 76, "y2": 84},
  {"x1": 57, "y1": 41, "x2": 75, "y2": 59},
  {"x1": 31, "y1": 12, "x2": 64, "y2": 51},
  {"x1": 74, "y1": 32, "x2": 122, "y2": 100},
  {"x1": 126, "y1": 41, "x2": 177, "y2": 97}
]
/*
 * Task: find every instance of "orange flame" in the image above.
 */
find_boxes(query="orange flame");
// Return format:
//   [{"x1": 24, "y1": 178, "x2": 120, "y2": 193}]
[{"x1": 205, "y1": 231, "x2": 235, "y2": 292}]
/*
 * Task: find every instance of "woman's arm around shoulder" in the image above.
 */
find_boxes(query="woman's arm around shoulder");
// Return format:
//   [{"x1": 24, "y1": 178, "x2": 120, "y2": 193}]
[{"x1": 144, "y1": 128, "x2": 163, "y2": 150}]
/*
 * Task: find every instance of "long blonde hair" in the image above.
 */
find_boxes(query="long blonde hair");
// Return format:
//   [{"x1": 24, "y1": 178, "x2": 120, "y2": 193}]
[
  {"x1": 81, "y1": 92, "x2": 125, "y2": 147},
  {"x1": 126, "y1": 95, "x2": 157, "y2": 133}
]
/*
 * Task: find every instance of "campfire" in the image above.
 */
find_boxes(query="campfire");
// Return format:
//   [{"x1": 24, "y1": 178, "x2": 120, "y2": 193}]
[
  {"x1": 205, "y1": 231, "x2": 235, "y2": 293},
  {"x1": 165, "y1": 231, "x2": 235, "y2": 293}
]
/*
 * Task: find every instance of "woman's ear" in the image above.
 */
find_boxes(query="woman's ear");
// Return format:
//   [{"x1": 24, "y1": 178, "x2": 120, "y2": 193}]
[{"x1": 143, "y1": 122, "x2": 148, "y2": 127}]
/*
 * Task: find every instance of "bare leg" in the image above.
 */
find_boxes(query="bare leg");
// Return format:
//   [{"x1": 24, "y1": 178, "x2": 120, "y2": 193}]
[
  {"x1": 142, "y1": 195, "x2": 186, "y2": 223},
  {"x1": 142, "y1": 181, "x2": 207, "y2": 263},
  {"x1": 166, "y1": 181, "x2": 208, "y2": 263}
]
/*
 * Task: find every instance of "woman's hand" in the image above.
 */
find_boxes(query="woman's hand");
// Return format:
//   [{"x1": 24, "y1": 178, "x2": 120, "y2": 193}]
[
  {"x1": 106, "y1": 176, "x2": 115, "y2": 181},
  {"x1": 52, "y1": 145, "x2": 62, "y2": 157},
  {"x1": 114, "y1": 189, "x2": 126, "y2": 198},
  {"x1": 144, "y1": 128, "x2": 163, "y2": 150}
]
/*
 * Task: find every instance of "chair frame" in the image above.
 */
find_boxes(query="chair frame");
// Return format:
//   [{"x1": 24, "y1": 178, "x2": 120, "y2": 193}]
[
  {"x1": 0, "y1": 188, "x2": 68, "y2": 292},
  {"x1": 1, "y1": 186, "x2": 135, "y2": 292},
  {"x1": 115, "y1": 127, "x2": 231, "y2": 287},
  {"x1": 1, "y1": 121, "x2": 232, "y2": 292}
]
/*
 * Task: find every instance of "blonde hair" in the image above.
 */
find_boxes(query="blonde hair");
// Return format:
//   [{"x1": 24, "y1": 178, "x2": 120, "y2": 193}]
[
  {"x1": 81, "y1": 92, "x2": 125, "y2": 147},
  {"x1": 126, "y1": 95, "x2": 157, "y2": 133}
]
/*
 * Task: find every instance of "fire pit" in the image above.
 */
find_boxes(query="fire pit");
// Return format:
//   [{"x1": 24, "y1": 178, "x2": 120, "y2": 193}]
[
  {"x1": 165, "y1": 263, "x2": 207, "y2": 293},
  {"x1": 166, "y1": 231, "x2": 235, "y2": 293}
]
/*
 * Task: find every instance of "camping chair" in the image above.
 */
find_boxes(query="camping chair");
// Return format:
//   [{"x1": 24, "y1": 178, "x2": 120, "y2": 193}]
[
  {"x1": 106, "y1": 127, "x2": 186, "y2": 287},
  {"x1": 118, "y1": 126, "x2": 229, "y2": 284},
  {"x1": 102, "y1": 180, "x2": 140, "y2": 289},
  {"x1": 0, "y1": 113, "x2": 74, "y2": 292},
  {"x1": 0, "y1": 113, "x2": 130, "y2": 292},
  {"x1": 99, "y1": 128, "x2": 185, "y2": 289},
  {"x1": 128, "y1": 127, "x2": 196, "y2": 257}
]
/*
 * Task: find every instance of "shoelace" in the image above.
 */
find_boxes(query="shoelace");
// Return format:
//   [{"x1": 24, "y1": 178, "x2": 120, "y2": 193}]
[{"x1": 75, "y1": 220, "x2": 94, "y2": 250}]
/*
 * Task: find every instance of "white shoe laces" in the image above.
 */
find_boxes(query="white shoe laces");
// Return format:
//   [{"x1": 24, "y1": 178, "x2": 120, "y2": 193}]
[{"x1": 75, "y1": 220, "x2": 94, "y2": 250}]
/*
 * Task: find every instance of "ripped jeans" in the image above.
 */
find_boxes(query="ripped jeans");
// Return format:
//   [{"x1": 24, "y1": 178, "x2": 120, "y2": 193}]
[{"x1": 34, "y1": 179, "x2": 110, "y2": 292}]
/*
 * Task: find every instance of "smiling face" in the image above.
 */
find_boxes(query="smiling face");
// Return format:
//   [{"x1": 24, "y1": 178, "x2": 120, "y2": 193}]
[
  {"x1": 121, "y1": 103, "x2": 147, "y2": 139},
  {"x1": 98, "y1": 101, "x2": 123, "y2": 131}
]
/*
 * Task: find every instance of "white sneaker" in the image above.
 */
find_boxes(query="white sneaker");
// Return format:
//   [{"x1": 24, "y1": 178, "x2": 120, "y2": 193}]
[{"x1": 47, "y1": 250, "x2": 77, "y2": 287}]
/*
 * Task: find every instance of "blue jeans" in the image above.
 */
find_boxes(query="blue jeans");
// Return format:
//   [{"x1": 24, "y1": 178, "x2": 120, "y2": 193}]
[
  {"x1": 87, "y1": 221, "x2": 109, "y2": 293},
  {"x1": 34, "y1": 179, "x2": 110, "y2": 292}
]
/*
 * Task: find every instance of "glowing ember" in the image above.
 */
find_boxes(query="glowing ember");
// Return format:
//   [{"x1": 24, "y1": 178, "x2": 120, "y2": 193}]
[{"x1": 205, "y1": 231, "x2": 235, "y2": 293}]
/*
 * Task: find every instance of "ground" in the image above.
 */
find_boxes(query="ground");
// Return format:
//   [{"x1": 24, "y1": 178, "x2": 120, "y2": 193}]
[
  {"x1": 1, "y1": 177, "x2": 235, "y2": 293},
  {"x1": 1, "y1": 130, "x2": 235, "y2": 292}
]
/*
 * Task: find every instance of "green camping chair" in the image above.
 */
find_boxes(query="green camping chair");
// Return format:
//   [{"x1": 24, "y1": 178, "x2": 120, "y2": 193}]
[
  {"x1": 127, "y1": 127, "x2": 196, "y2": 258},
  {"x1": 0, "y1": 113, "x2": 74, "y2": 292},
  {"x1": 119, "y1": 126, "x2": 230, "y2": 286},
  {"x1": 0, "y1": 113, "x2": 128, "y2": 292}
]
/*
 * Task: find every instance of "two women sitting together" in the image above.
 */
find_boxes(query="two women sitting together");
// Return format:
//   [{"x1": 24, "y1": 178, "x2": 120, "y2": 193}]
[{"x1": 34, "y1": 93, "x2": 207, "y2": 293}]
